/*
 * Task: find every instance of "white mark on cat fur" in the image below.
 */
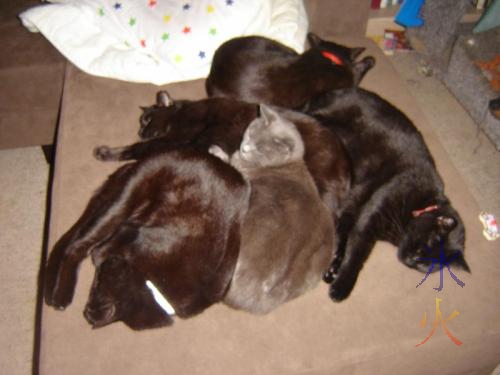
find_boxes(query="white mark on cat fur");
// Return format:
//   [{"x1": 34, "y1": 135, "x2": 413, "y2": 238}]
[{"x1": 145, "y1": 280, "x2": 176, "y2": 316}]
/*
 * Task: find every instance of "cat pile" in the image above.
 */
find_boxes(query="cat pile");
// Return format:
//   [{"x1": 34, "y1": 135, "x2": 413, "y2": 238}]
[{"x1": 44, "y1": 33, "x2": 468, "y2": 330}]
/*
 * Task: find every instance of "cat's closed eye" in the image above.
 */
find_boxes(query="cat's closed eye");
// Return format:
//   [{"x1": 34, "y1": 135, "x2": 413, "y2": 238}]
[
  {"x1": 272, "y1": 137, "x2": 283, "y2": 145},
  {"x1": 273, "y1": 137, "x2": 294, "y2": 153}
]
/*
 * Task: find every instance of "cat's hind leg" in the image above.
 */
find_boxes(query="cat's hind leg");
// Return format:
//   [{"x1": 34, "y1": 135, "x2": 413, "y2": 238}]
[{"x1": 45, "y1": 164, "x2": 136, "y2": 309}]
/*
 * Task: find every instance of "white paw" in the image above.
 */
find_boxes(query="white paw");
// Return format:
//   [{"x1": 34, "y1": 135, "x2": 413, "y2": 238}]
[{"x1": 208, "y1": 145, "x2": 229, "y2": 162}]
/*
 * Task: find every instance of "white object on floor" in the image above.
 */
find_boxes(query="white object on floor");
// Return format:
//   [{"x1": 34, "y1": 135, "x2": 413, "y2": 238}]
[{"x1": 479, "y1": 211, "x2": 500, "y2": 241}]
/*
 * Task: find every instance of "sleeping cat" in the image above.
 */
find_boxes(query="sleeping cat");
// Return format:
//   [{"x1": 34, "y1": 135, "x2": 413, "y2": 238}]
[
  {"x1": 95, "y1": 91, "x2": 351, "y2": 222},
  {"x1": 206, "y1": 33, "x2": 375, "y2": 109},
  {"x1": 306, "y1": 87, "x2": 469, "y2": 301},
  {"x1": 209, "y1": 104, "x2": 334, "y2": 314},
  {"x1": 44, "y1": 149, "x2": 249, "y2": 329}
]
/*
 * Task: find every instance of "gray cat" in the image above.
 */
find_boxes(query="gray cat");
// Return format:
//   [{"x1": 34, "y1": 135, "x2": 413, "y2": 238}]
[{"x1": 210, "y1": 105, "x2": 334, "y2": 314}]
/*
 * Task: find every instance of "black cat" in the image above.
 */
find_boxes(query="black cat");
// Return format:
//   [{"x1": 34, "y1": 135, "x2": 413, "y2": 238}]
[
  {"x1": 95, "y1": 91, "x2": 351, "y2": 222},
  {"x1": 306, "y1": 87, "x2": 470, "y2": 301},
  {"x1": 206, "y1": 33, "x2": 375, "y2": 109},
  {"x1": 44, "y1": 149, "x2": 249, "y2": 329}
]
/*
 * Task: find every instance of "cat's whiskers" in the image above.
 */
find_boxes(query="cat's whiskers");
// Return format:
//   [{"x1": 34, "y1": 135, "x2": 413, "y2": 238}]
[{"x1": 383, "y1": 208, "x2": 405, "y2": 242}]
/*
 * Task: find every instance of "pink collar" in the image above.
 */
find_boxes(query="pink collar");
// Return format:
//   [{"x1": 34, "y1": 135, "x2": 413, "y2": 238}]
[
  {"x1": 412, "y1": 205, "x2": 439, "y2": 217},
  {"x1": 321, "y1": 51, "x2": 343, "y2": 65}
]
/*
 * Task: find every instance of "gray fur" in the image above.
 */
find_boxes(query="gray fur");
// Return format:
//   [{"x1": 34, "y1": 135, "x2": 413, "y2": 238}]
[{"x1": 211, "y1": 105, "x2": 334, "y2": 314}]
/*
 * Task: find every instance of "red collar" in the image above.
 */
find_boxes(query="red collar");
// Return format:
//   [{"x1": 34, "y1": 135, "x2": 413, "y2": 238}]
[
  {"x1": 321, "y1": 51, "x2": 343, "y2": 65},
  {"x1": 412, "y1": 205, "x2": 439, "y2": 217}
]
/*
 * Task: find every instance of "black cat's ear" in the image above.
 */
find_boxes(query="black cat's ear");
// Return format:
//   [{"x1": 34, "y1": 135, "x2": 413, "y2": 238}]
[
  {"x1": 436, "y1": 215, "x2": 457, "y2": 234},
  {"x1": 259, "y1": 104, "x2": 278, "y2": 124},
  {"x1": 307, "y1": 32, "x2": 322, "y2": 48},
  {"x1": 353, "y1": 56, "x2": 376, "y2": 85},
  {"x1": 453, "y1": 252, "x2": 471, "y2": 273},
  {"x1": 139, "y1": 106, "x2": 148, "y2": 112},
  {"x1": 350, "y1": 47, "x2": 366, "y2": 60},
  {"x1": 156, "y1": 91, "x2": 174, "y2": 107}
]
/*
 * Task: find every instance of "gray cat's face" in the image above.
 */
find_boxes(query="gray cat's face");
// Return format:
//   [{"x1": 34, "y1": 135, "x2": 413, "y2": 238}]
[{"x1": 234, "y1": 105, "x2": 304, "y2": 169}]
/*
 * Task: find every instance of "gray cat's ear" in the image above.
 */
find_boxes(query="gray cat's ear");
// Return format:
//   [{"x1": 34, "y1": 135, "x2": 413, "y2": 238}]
[
  {"x1": 307, "y1": 32, "x2": 322, "y2": 48},
  {"x1": 156, "y1": 91, "x2": 174, "y2": 107},
  {"x1": 259, "y1": 104, "x2": 278, "y2": 124}
]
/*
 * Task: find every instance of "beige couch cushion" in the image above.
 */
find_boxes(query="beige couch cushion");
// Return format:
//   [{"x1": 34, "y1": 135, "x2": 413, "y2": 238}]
[{"x1": 38, "y1": 35, "x2": 500, "y2": 374}]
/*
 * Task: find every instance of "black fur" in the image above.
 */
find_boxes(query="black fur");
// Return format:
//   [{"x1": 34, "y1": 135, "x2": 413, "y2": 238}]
[
  {"x1": 45, "y1": 150, "x2": 249, "y2": 329},
  {"x1": 306, "y1": 87, "x2": 469, "y2": 301},
  {"x1": 206, "y1": 33, "x2": 375, "y2": 109},
  {"x1": 95, "y1": 93, "x2": 351, "y2": 222}
]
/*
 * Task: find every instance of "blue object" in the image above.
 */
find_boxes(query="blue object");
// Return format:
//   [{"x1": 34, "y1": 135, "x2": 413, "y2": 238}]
[
  {"x1": 473, "y1": 0, "x2": 500, "y2": 34},
  {"x1": 395, "y1": 0, "x2": 425, "y2": 28}
]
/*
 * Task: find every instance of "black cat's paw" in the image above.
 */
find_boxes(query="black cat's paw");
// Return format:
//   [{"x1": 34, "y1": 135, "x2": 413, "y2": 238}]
[
  {"x1": 322, "y1": 257, "x2": 343, "y2": 284},
  {"x1": 44, "y1": 256, "x2": 77, "y2": 310},
  {"x1": 94, "y1": 145, "x2": 123, "y2": 161},
  {"x1": 93, "y1": 145, "x2": 112, "y2": 161},
  {"x1": 361, "y1": 55, "x2": 376, "y2": 70},
  {"x1": 323, "y1": 267, "x2": 337, "y2": 284},
  {"x1": 328, "y1": 283, "x2": 352, "y2": 302},
  {"x1": 328, "y1": 276, "x2": 355, "y2": 302},
  {"x1": 44, "y1": 282, "x2": 74, "y2": 310}
]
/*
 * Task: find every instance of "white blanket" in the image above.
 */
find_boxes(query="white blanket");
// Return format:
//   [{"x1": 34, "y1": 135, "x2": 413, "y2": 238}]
[{"x1": 20, "y1": 0, "x2": 308, "y2": 85}]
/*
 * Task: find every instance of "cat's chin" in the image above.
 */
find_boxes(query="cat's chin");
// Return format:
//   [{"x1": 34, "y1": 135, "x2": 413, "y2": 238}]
[
  {"x1": 400, "y1": 256, "x2": 436, "y2": 273},
  {"x1": 413, "y1": 261, "x2": 437, "y2": 274},
  {"x1": 238, "y1": 150, "x2": 251, "y2": 162}
]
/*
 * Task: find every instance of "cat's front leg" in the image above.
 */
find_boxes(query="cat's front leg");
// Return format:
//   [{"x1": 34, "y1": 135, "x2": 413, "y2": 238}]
[
  {"x1": 208, "y1": 145, "x2": 229, "y2": 163},
  {"x1": 322, "y1": 239, "x2": 346, "y2": 284},
  {"x1": 94, "y1": 145, "x2": 128, "y2": 161},
  {"x1": 328, "y1": 183, "x2": 400, "y2": 301},
  {"x1": 323, "y1": 256, "x2": 343, "y2": 284},
  {"x1": 327, "y1": 200, "x2": 381, "y2": 301},
  {"x1": 328, "y1": 232, "x2": 376, "y2": 301},
  {"x1": 323, "y1": 211, "x2": 357, "y2": 284},
  {"x1": 94, "y1": 136, "x2": 181, "y2": 162}
]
